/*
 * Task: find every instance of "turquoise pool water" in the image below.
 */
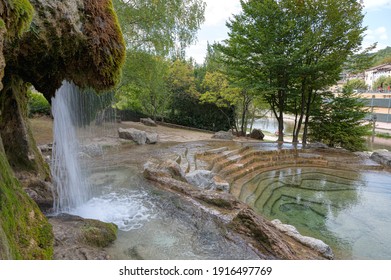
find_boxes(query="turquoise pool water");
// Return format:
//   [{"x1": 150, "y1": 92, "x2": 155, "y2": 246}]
[{"x1": 238, "y1": 167, "x2": 391, "y2": 259}]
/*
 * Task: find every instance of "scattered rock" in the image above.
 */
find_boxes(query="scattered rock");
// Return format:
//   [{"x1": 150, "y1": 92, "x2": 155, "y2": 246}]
[
  {"x1": 118, "y1": 128, "x2": 147, "y2": 145},
  {"x1": 271, "y1": 219, "x2": 334, "y2": 259},
  {"x1": 49, "y1": 214, "x2": 117, "y2": 260},
  {"x1": 146, "y1": 132, "x2": 159, "y2": 144},
  {"x1": 370, "y1": 150, "x2": 391, "y2": 167},
  {"x1": 249, "y1": 129, "x2": 265, "y2": 140},
  {"x1": 80, "y1": 143, "x2": 103, "y2": 157},
  {"x1": 140, "y1": 118, "x2": 157, "y2": 126},
  {"x1": 118, "y1": 128, "x2": 159, "y2": 145},
  {"x1": 212, "y1": 131, "x2": 234, "y2": 140}
]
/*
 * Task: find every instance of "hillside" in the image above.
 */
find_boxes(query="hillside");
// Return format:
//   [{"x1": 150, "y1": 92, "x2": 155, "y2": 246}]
[{"x1": 371, "y1": 46, "x2": 391, "y2": 66}]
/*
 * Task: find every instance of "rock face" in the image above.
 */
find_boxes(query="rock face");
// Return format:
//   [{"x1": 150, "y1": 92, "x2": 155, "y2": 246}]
[
  {"x1": 249, "y1": 129, "x2": 265, "y2": 140},
  {"x1": 0, "y1": 137, "x2": 53, "y2": 259},
  {"x1": 49, "y1": 214, "x2": 117, "y2": 260},
  {"x1": 141, "y1": 118, "x2": 157, "y2": 127},
  {"x1": 4, "y1": 0, "x2": 126, "y2": 99},
  {"x1": 119, "y1": 128, "x2": 159, "y2": 145},
  {"x1": 370, "y1": 150, "x2": 391, "y2": 167},
  {"x1": 212, "y1": 131, "x2": 234, "y2": 140}
]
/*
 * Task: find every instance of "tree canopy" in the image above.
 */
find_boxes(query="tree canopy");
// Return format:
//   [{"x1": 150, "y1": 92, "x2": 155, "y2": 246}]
[
  {"x1": 216, "y1": 0, "x2": 365, "y2": 143},
  {"x1": 113, "y1": 0, "x2": 206, "y2": 56}
]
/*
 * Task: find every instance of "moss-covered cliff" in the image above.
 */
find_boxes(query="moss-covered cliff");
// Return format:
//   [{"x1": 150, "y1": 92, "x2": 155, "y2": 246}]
[
  {"x1": 5, "y1": 0, "x2": 126, "y2": 100},
  {"x1": 0, "y1": 137, "x2": 53, "y2": 259},
  {"x1": 0, "y1": 0, "x2": 125, "y2": 259}
]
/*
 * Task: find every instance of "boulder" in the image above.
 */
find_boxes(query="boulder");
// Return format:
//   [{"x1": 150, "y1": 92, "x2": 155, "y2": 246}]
[
  {"x1": 212, "y1": 131, "x2": 234, "y2": 140},
  {"x1": 118, "y1": 128, "x2": 147, "y2": 145},
  {"x1": 185, "y1": 170, "x2": 215, "y2": 189},
  {"x1": 49, "y1": 214, "x2": 117, "y2": 260},
  {"x1": 80, "y1": 143, "x2": 103, "y2": 157},
  {"x1": 140, "y1": 118, "x2": 157, "y2": 127},
  {"x1": 249, "y1": 129, "x2": 265, "y2": 140},
  {"x1": 370, "y1": 150, "x2": 391, "y2": 167},
  {"x1": 146, "y1": 132, "x2": 159, "y2": 144},
  {"x1": 271, "y1": 219, "x2": 334, "y2": 259}
]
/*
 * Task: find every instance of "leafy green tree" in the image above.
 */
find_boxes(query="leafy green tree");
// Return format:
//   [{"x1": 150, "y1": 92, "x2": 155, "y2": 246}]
[
  {"x1": 200, "y1": 71, "x2": 239, "y2": 132},
  {"x1": 217, "y1": 0, "x2": 365, "y2": 143},
  {"x1": 115, "y1": 51, "x2": 169, "y2": 120},
  {"x1": 113, "y1": 0, "x2": 206, "y2": 56},
  {"x1": 308, "y1": 87, "x2": 371, "y2": 151}
]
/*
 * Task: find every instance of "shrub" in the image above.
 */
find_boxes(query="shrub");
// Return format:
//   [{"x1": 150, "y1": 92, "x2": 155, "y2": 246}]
[{"x1": 28, "y1": 89, "x2": 51, "y2": 117}]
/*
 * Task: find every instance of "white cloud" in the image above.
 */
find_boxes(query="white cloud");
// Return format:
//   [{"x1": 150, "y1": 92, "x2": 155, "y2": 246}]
[
  {"x1": 203, "y1": 0, "x2": 241, "y2": 27},
  {"x1": 363, "y1": 0, "x2": 391, "y2": 10},
  {"x1": 366, "y1": 26, "x2": 388, "y2": 40},
  {"x1": 186, "y1": 39, "x2": 208, "y2": 63}
]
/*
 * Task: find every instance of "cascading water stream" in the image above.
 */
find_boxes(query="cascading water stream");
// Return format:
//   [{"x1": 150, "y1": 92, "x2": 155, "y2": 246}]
[
  {"x1": 50, "y1": 81, "x2": 154, "y2": 231},
  {"x1": 51, "y1": 81, "x2": 91, "y2": 213}
]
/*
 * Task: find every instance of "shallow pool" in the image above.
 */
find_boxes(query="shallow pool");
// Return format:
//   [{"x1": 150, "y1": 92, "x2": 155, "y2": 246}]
[{"x1": 238, "y1": 167, "x2": 391, "y2": 259}]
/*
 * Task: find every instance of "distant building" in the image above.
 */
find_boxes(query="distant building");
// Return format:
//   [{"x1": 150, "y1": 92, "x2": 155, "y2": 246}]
[{"x1": 364, "y1": 63, "x2": 391, "y2": 90}]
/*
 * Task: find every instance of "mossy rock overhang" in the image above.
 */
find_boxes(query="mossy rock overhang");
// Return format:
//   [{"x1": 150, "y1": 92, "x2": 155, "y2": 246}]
[{"x1": 3, "y1": 0, "x2": 125, "y2": 100}]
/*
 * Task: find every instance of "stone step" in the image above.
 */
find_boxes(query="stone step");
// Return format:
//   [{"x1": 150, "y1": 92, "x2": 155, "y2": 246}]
[
  {"x1": 210, "y1": 146, "x2": 250, "y2": 172},
  {"x1": 225, "y1": 158, "x2": 329, "y2": 185},
  {"x1": 219, "y1": 153, "x2": 298, "y2": 177}
]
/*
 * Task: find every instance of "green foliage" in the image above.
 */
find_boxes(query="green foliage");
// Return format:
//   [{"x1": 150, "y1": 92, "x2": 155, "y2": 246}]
[
  {"x1": 371, "y1": 46, "x2": 391, "y2": 66},
  {"x1": 166, "y1": 60, "x2": 233, "y2": 131},
  {"x1": 115, "y1": 51, "x2": 169, "y2": 120},
  {"x1": 27, "y1": 89, "x2": 50, "y2": 116},
  {"x1": 113, "y1": 0, "x2": 206, "y2": 56},
  {"x1": 217, "y1": 0, "x2": 366, "y2": 143},
  {"x1": 376, "y1": 132, "x2": 391, "y2": 139},
  {"x1": 345, "y1": 79, "x2": 367, "y2": 91},
  {"x1": 373, "y1": 76, "x2": 391, "y2": 91},
  {"x1": 308, "y1": 87, "x2": 371, "y2": 151}
]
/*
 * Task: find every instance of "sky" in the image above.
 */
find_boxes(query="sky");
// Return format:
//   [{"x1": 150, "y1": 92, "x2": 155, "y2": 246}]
[{"x1": 186, "y1": 0, "x2": 391, "y2": 64}]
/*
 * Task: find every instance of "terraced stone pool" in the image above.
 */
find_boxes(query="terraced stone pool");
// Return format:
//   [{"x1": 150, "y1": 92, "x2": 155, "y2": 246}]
[{"x1": 238, "y1": 167, "x2": 391, "y2": 259}]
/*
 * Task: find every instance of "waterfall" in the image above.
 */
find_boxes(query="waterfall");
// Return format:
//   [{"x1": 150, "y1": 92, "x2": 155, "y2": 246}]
[
  {"x1": 51, "y1": 81, "x2": 91, "y2": 213},
  {"x1": 50, "y1": 81, "x2": 153, "y2": 231}
]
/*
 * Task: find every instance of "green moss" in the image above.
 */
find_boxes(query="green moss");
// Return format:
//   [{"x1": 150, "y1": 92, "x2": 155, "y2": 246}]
[
  {"x1": 0, "y1": 138, "x2": 53, "y2": 259},
  {"x1": 4, "y1": 0, "x2": 34, "y2": 37},
  {"x1": 72, "y1": 0, "x2": 126, "y2": 91},
  {"x1": 81, "y1": 220, "x2": 117, "y2": 248},
  {"x1": 0, "y1": 19, "x2": 5, "y2": 29}
]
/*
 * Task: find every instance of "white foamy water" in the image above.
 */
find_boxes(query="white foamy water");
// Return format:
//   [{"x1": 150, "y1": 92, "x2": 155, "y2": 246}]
[
  {"x1": 51, "y1": 81, "x2": 154, "y2": 230},
  {"x1": 51, "y1": 81, "x2": 91, "y2": 212},
  {"x1": 69, "y1": 190, "x2": 154, "y2": 231}
]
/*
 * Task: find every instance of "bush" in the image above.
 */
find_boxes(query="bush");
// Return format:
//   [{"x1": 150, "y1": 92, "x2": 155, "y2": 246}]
[
  {"x1": 28, "y1": 90, "x2": 51, "y2": 116},
  {"x1": 308, "y1": 87, "x2": 371, "y2": 151}
]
